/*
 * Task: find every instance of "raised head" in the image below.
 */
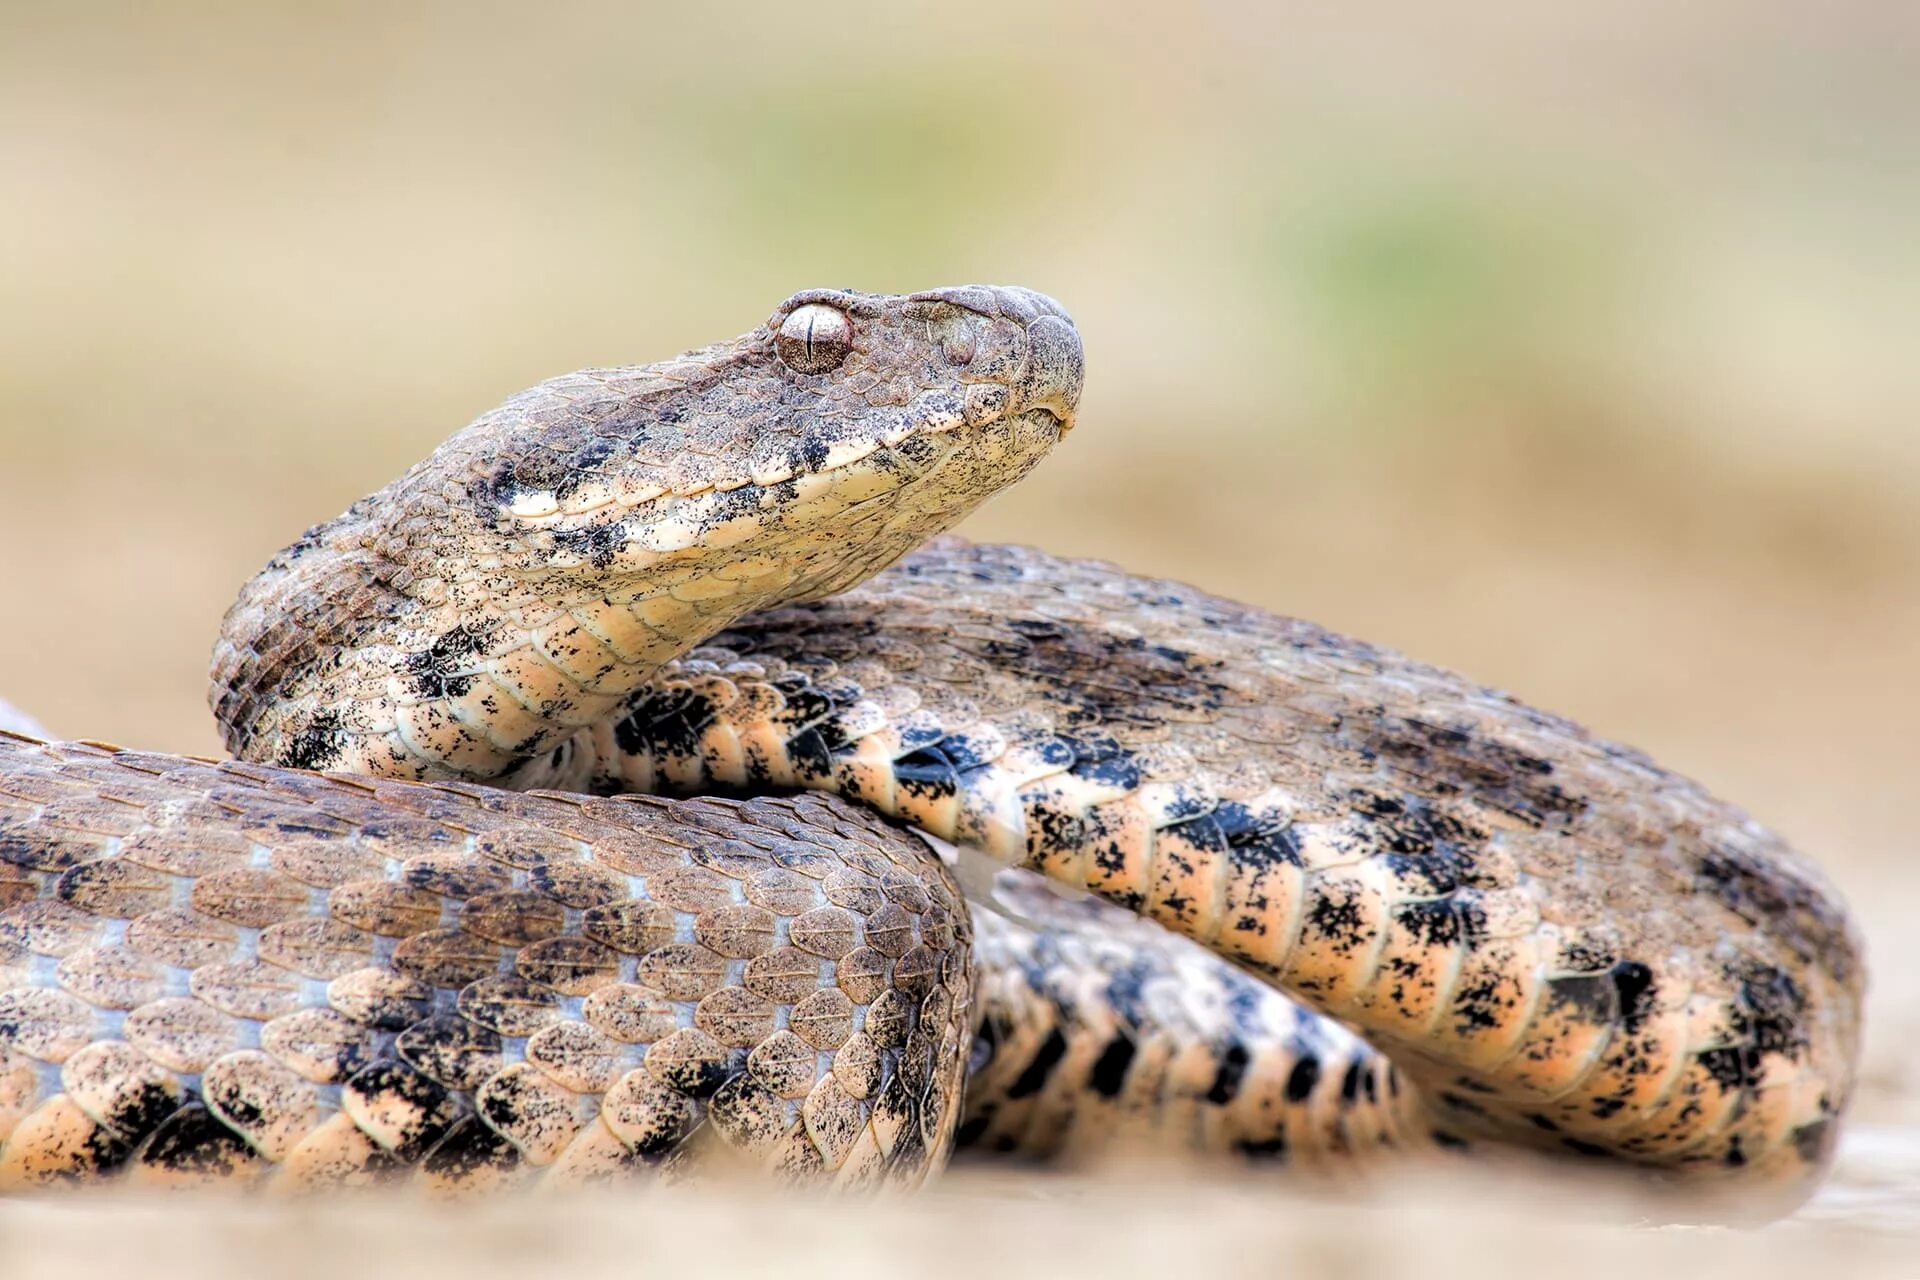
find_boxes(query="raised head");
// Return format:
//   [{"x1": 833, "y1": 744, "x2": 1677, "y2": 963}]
[{"x1": 211, "y1": 284, "x2": 1081, "y2": 783}]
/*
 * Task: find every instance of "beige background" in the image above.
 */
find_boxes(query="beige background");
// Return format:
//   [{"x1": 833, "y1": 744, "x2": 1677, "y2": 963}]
[{"x1": 0, "y1": 0, "x2": 1915, "y2": 1250}]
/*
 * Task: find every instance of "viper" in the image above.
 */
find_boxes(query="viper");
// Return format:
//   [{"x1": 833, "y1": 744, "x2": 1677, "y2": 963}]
[{"x1": 0, "y1": 286, "x2": 1861, "y2": 1217}]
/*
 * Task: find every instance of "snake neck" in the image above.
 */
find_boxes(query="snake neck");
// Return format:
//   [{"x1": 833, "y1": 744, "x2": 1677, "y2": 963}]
[{"x1": 208, "y1": 496, "x2": 743, "y2": 782}]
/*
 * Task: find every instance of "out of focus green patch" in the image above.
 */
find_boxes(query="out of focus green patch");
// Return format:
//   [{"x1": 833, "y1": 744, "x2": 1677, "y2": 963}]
[
  {"x1": 665, "y1": 72, "x2": 1064, "y2": 284},
  {"x1": 1258, "y1": 175, "x2": 1641, "y2": 425},
  {"x1": 1306, "y1": 197, "x2": 1522, "y2": 369}
]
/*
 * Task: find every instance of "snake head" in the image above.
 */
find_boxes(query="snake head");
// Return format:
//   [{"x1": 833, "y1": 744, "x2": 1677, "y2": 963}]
[
  {"x1": 461, "y1": 284, "x2": 1081, "y2": 601},
  {"x1": 213, "y1": 285, "x2": 1081, "y2": 781}
]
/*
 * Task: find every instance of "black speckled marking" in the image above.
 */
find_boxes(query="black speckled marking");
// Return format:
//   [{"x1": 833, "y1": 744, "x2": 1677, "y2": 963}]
[
  {"x1": 1058, "y1": 731, "x2": 1144, "y2": 792},
  {"x1": 1697, "y1": 1046, "x2": 1754, "y2": 1093},
  {"x1": 137, "y1": 1105, "x2": 256, "y2": 1179},
  {"x1": 551, "y1": 522, "x2": 629, "y2": 571},
  {"x1": 613, "y1": 689, "x2": 722, "y2": 767},
  {"x1": 344, "y1": 1061, "x2": 460, "y2": 1162},
  {"x1": 478, "y1": 427, "x2": 625, "y2": 512},
  {"x1": 421, "y1": 1114, "x2": 523, "y2": 1180},
  {"x1": 1304, "y1": 883, "x2": 1370, "y2": 954},
  {"x1": 404, "y1": 622, "x2": 500, "y2": 703},
  {"x1": 1395, "y1": 897, "x2": 1482, "y2": 950},
  {"x1": 279, "y1": 707, "x2": 347, "y2": 772},
  {"x1": 1361, "y1": 715, "x2": 1590, "y2": 828}
]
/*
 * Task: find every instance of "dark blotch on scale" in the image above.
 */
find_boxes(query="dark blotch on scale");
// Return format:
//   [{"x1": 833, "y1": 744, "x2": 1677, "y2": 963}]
[
  {"x1": 139, "y1": 1105, "x2": 258, "y2": 1178},
  {"x1": 1792, "y1": 1118, "x2": 1832, "y2": 1163},
  {"x1": 1283, "y1": 1057, "x2": 1322, "y2": 1103},
  {"x1": 1005, "y1": 1028, "x2": 1069, "y2": 1100},
  {"x1": 953, "y1": 1114, "x2": 991, "y2": 1149},
  {"x1": 1058, "y1": 731, "x2": 1144, "y2": 792},
  {"x1": 1609, "y1": 960, "x2": 1658, "y2": 1031},
  {"x1": 1544, "y1": 957, "x2": 1660, "y2": 1031},
  {"x1": 1234, "y1": 1134, "x2": 1290, "y2": 1160},
  {"x1": 1695, "y1": 845, "x2": 1858, "y2": 978},
  {"x1": 279, "y1": 707, "x2": 347, "y2": 771},
  {"x1": 404, "y1": 622, "x2": 500, "y2": 702},
  {"x1": 476, "y1": 429, "x2": 626, "y2": 514},
  {"x1": 893, "y1": 736, "x2": 1000, "y2": 799},
  {"x1": 1087, "y1": 1033, "x2": 1137, "y2": 1098},
  {"x1": 421, "y1": 1115, "x2": 524, "y2": 1181},
  {"x1": 551, "y1": 522, "x2": 628, "y2": 571},
  {"x1": 1395, "y1": 898, "x2": 1482, "y2": 950},
  {"x1": 1205, "y1": 1042, "x2": 1252, "y2": 1105},
  {"x1": 613, "y1": 688, "x2": 722, "y2": 764},
  {"x1": 1698, "y1": 1046, "x2": 1759, "y2": 1092},
  {"x1": 1340, "y1": 1061, "x2": 1367, "y2": 1105},
  {"x1": 1734, "y1": 961, "x2": 1810, "y2": 1056},
  {"x1": 1361, "y1": 717, "x2": 1590, "y2": 827},
  {"x1": 1215, "y1": 799, "x2": 1304, "y2": 871},
  {"x1": 344, "y1": 1062, "x2": 459, "y2": 1161},
  {"x1": 0, "y1": 826, "x2": 80, "y2": 873},
  {"x1": 775, "y1": 684, "x2": 863, "y2": 781},
  {"x1": 1450, "y1": 974, "x2": 1509, "y2": 1033},
  {"x1": 1305, "y1": 888, "x2": 1370, "y2": 952}
]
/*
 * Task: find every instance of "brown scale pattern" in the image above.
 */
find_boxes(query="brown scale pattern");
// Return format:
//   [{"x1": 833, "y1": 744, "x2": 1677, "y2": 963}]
[
  {"x1": 0, "y1": 280, "x2": 1863, "y2": 1218},
  {"x1": 963, "y1": 872, "x2": 1429, "y2": 1168},
  {"x1": 0, "y1": 737, "x2": 973, "y2": 1192},
  {"x1": 593, "y1": 538, "x2": 1863, "y2": 1205}
]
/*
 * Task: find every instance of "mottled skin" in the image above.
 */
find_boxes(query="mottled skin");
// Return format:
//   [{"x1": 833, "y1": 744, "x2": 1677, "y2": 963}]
[
  {"x1": 0, "y1": 285, "x2": 1863, "y2": 1214},
  {"x1": 0, "y1": 738, "x2": 972, "y2": 1190},
  {"x1": 965, "y1": 872, "x2": 1424, "y2": 1168},
  {"x1": 603, "y1": 541, "x2": 1860, "y2": 1196}
]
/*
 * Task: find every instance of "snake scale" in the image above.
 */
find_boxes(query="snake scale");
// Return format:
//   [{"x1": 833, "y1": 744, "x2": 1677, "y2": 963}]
[{"x1": 0, "y1": 286, "x2": 1862, "y2": 1215}]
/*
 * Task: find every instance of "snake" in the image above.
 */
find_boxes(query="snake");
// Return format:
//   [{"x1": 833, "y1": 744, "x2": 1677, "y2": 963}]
[{"x1": 0, "y1": 285, "x2": 1862, "y2": 1215}]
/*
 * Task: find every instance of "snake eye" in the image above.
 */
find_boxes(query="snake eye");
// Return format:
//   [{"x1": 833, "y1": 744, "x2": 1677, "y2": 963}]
[{"x1": 776, "y1": 304, "x2": 853, "y2": 374}]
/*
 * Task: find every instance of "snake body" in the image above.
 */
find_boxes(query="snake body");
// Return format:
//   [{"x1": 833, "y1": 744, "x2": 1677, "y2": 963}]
[{"x1": 0, "y1": 286, "x2": 1862, "y2": 1213}]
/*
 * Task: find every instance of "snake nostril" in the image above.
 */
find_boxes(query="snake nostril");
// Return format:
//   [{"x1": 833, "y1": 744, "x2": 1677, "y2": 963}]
[{"x1": 1020, "y1": 315, "x2": 1084, "y2": 423}]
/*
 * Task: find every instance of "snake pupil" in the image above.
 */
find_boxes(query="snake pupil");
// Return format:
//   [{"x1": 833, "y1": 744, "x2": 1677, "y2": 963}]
[{"x1": 777, "y1": 303, "x2": 852, "y2": 374}]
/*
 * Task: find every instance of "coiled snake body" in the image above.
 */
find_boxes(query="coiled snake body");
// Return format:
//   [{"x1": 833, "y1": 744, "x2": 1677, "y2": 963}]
[{"x1": 0, "y1": 287, "x2": 1862, "y2": 1213}]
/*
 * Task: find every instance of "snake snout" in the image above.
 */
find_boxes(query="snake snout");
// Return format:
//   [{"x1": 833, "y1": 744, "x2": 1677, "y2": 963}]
[
  {"x1": 1018, "y1": 312, "x2": 1083, "y2": 428},
  {"x1": 905, "y1": 284, "x2": 1082, "y2": 426}
]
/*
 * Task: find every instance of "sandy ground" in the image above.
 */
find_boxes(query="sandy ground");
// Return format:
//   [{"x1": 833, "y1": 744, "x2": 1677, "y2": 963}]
[{"x1": 0, "y1": 1143, "x2": 1916, "y2": 1280}]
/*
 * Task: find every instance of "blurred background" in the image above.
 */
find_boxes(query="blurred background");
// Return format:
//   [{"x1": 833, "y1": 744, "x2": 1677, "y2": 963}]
[{"x1": 0, "y1": 0, "x2": 1915, "y2": 1215}]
